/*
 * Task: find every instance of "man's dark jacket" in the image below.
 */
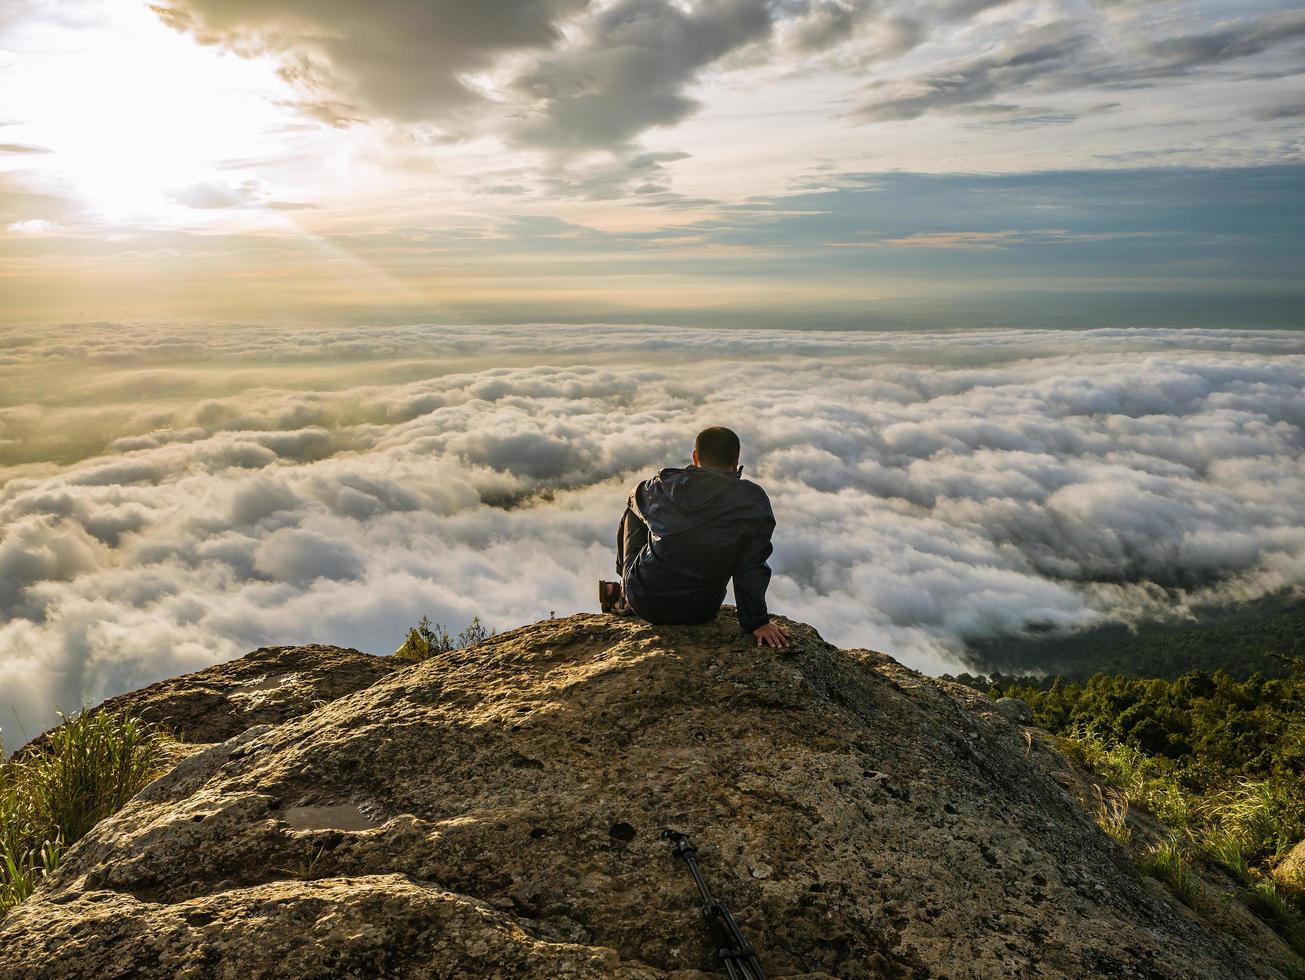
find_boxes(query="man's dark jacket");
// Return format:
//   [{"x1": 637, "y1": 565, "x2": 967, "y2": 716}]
[{"x1": 620, "y1": 465, "x2": 775, "y2": 633}]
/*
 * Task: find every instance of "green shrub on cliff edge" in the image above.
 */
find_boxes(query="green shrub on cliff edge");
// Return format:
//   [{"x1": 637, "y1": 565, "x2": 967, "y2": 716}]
[
  {"x1": 394, "y1": 615, "x2": 495, "y2": 661},
  {"x1": 970, "y1": 659, "x2": 1305, "y2": 958},
  {"x1": 1, "y1": 709, "x2": 172, "y2": 911}
]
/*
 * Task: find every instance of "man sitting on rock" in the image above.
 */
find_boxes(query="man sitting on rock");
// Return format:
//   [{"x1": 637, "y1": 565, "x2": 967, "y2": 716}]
[{"x1": 600, "y1": 426, "x2": 789, "y2": 648}]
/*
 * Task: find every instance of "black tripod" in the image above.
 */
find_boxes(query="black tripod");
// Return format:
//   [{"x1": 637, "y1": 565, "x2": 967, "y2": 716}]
[{"x1": 662, "y1": 831, "x2": 767, "y2": 980}]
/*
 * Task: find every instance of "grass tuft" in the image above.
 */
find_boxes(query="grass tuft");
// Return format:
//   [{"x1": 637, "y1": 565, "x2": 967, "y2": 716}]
[
  {"x1": 1201, "y1": 779, "x2": 1304, "y2": 867},
  {"x1": 1, "y1": 708, "x2": 171, "y2": 912},
  {"x1": 1245, "y1": 878, "x2": 1305, "y2": 957},
  {"x1": 1093, "y1": 784, "x2": 1132, "y2": 845},
  {"x1": 1203, "y1": 826, "x2": 1252, "y2": 886},
  {"x1": 273, "y1": 843, "x2": 328, "y2": 881},
  {"x1": 1139, "y1": 835, "x2": 1202, "y2": 908}
]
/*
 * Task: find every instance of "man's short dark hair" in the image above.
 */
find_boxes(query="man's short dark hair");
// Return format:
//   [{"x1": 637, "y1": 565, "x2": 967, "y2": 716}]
[{"x1": 695, "y1": 426, "x2": 740, "y2": 469}]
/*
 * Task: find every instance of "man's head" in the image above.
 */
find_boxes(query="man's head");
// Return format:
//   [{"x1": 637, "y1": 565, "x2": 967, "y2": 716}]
[{"x1": 692, "y1": 426, "x2": 741, "y2": 471}]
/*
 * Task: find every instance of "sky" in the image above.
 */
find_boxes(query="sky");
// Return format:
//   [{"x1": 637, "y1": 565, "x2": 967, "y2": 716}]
[
  {"x1": 1, "y1": 3, "x2": 1304, "y2": 742},
  {"x1": 1, "y1": 0, "x2": 1304, "y2": 324}
]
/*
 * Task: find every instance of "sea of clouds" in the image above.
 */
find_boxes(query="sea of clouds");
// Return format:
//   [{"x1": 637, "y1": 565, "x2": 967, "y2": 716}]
[{"x1": 1, "y1": 322, "x2": 1303, "y2": 745}]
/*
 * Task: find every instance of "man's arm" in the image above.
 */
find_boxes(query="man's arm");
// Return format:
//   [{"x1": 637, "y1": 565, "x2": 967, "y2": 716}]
[
  {"x1": 732, "y1": 489, "x2": 776, "y2": 636},
  {"x1": 733, "y1": 532, "x2": 772, "y2": 633},
  {"x1": 616, "y1": 485, "x2": 648, "y2": 576}
]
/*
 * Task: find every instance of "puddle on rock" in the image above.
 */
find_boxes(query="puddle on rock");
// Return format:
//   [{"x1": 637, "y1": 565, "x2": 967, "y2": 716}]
[{"x1": 278, "y1": 803, "x2": 375, "y2": 831}]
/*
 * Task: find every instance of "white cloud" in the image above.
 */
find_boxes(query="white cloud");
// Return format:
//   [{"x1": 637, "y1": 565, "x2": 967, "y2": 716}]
[
  {"x1": 166, "y1": 180, "x2": 262, "y2": 210},
  {"x1": 6, "y1": 218, "x2": 61, "y2": 234},
  {"x1": 1, "y1": 323, "x2": 1303, "y2": 745},
  {"x1": 252, "y1": 526, "x2": 367, "y2": 585}
]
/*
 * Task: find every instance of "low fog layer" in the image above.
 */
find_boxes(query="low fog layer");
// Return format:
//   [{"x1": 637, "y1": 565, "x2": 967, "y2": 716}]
[{"x1": 1, "y1": 324, "x2": 1303, "y2": 744}]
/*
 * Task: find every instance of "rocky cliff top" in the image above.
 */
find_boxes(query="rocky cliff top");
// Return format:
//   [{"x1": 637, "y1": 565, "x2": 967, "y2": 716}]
[
  {"x1": 13, "y1": 643, "x2": 400, "y2": 760},
  {"x1": 0, "y1": 610, "x2": 1296, "y2": 978}
]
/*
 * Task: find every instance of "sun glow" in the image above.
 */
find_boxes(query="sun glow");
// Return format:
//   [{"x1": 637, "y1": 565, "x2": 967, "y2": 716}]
[{"x1": 3, "y1": 1, "x2": 285, "y2": 222}]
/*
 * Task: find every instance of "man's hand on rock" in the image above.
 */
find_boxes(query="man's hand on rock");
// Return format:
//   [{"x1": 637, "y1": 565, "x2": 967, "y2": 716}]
[{"x1": 753, "y1": 622, "x2": 789, "y2": 648}]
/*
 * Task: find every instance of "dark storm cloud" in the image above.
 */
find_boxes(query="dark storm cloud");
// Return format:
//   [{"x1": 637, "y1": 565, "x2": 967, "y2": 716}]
[
  {"x1": 782, "y1": 0, "x2": 883, "y2": 53},
  {"x1": 149, "y1": 0, "x2": 591, "y2": 121},
  {"x1": 144, "y1": 0, "x2": 1305, "y2": 169},
  {"x1": 854, "y1": 8, "x2": 1305, "y2": 122},
  {"x1": 1137, "y1": 9, "x2": 1305, "y2": 74},
  {"x1": 510, "y1": 0, "x2": 778, "y2": 150},
  {"x1": 150, "y1": 0, "x2": 915, "y2": 152},
  {"x1": 511, "y1": 0, "x2": 929, "y2": 150},
  {"x1": 853, "y1": 21, "x2": 1096, "y2": 122}
]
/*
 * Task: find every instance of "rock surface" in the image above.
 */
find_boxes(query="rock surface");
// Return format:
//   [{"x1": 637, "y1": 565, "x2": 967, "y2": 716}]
[
  {"x1": 15, "y1": 643, "x2": 400, "y2": 756},
  {"x1": 1, "y1": 610, "x2": 1298, "y2": 978},
  {"x1": 1276, "y1": 840, "x2": 1305, "y2": 884},
  {"x1": 991, "y1": 696, "x2": 1033, "y2": 725}
]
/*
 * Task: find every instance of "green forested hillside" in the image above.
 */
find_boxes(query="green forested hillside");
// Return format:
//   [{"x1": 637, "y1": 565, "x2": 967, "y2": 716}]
[
  {"x1": 946, "y1": 657, "x2": 1305, "y2": 958},
  {"x1": 963, "y1": 667, "x2": 1304, "y2": 790},
  {"x1": 962, "y1": 593, "x2": 1305, "y2": 681}
]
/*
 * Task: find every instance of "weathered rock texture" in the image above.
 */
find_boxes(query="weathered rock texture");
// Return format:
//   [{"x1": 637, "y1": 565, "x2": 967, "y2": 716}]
[
  {"x1": 1277, "y1": 841, "x2": 1305, "y2": 884},
  {"x1": 1, "y1": 611, "x2": 1297, "y2": 978},
  {"x1": 15, "y1": 643, "x2": 400, "y2": 756}
]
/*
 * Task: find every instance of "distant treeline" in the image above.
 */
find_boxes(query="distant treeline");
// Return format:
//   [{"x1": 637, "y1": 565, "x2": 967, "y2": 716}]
[
  {"x1": 950, "y1": 666, "x2": 1304, "y2": 789},
  {"x1": 961, "y1": 592, "x2": 1305, "y2": 681},
  {"x1": 947, "y1": 657, "x2": 1305, "y2": 954}
]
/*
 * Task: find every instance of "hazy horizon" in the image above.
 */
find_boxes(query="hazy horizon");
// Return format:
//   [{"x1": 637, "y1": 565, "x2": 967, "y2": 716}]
[{"x1": 3, "y1": 2, "x2": 1305, "y2": 324}]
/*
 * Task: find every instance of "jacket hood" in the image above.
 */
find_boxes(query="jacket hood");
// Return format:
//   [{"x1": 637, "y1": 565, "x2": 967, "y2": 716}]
[{"x1": 635, "y1": 465, "x2": 745, "y2": 535}]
